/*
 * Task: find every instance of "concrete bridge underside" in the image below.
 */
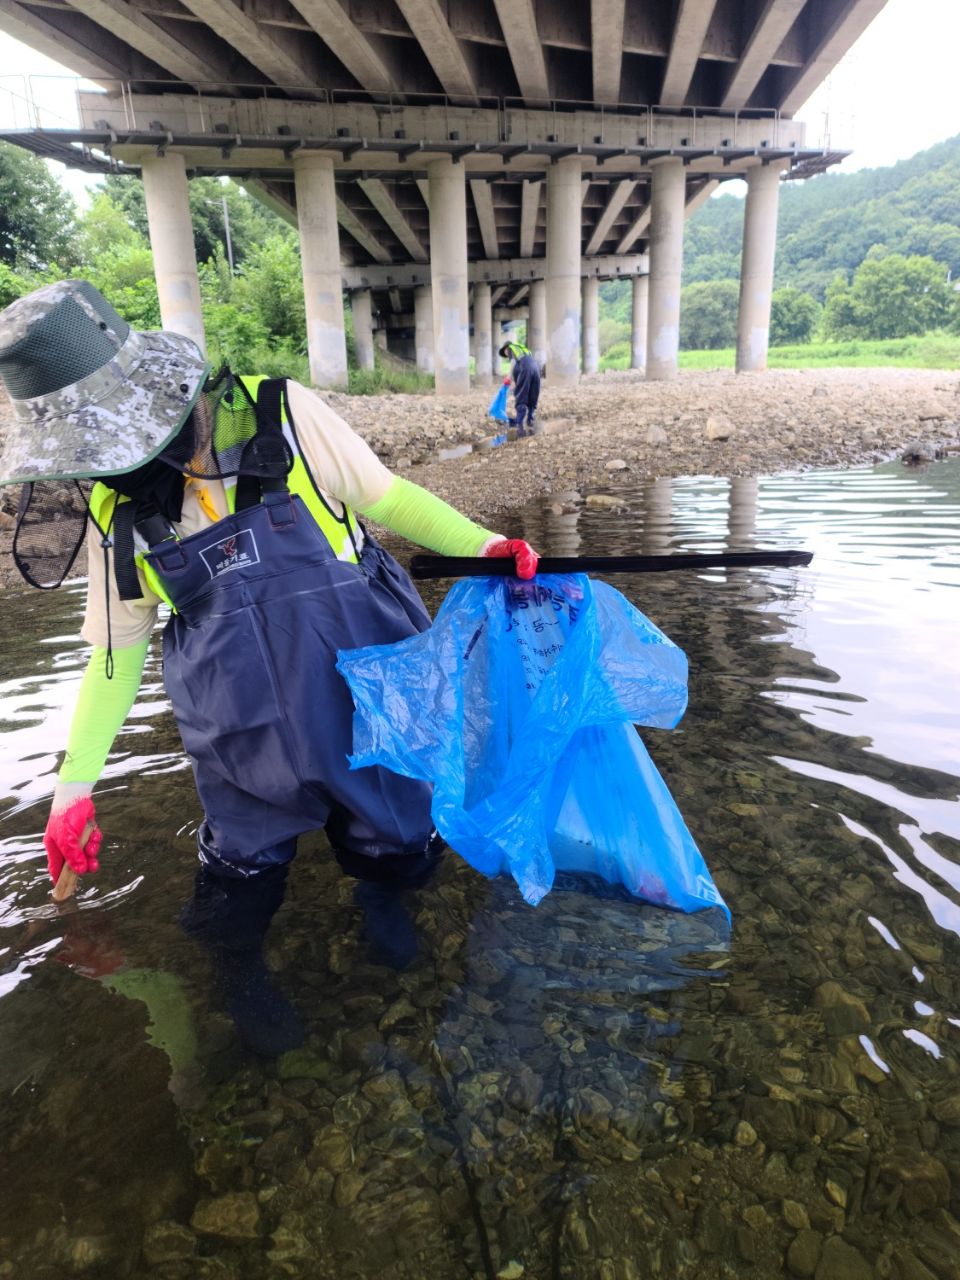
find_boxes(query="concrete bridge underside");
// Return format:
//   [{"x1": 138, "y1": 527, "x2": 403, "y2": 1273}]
[{"x1": 0, "y1": 0, "x2": 887, "y2": 390}]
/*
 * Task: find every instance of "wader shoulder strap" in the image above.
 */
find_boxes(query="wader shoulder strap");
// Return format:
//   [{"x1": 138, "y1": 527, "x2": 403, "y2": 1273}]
[
  {"x1": 111, "y1": 502, "x2": 142, "y2": 601},
  {"x1": 112, "y1": 500, "x2": 177, "y2": 600},
  {"x1": 235, "y1": 377, "x2": 292, "y2": 512}
]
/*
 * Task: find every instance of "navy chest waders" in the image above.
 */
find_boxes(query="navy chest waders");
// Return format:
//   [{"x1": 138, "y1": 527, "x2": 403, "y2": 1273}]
[
  {"x1": 143, "y1": 491, "x2": 435, "y2": 875},
  {"x1": 512, "y1": 354, "x2": 541, "y2": 429}
]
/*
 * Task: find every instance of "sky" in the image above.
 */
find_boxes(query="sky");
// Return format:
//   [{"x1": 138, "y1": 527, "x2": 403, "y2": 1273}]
[{"x1": 1, "y1": 0, "x2": 959, "y2": 206}]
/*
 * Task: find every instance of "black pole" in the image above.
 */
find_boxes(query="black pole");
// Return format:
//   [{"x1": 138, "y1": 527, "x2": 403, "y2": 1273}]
[{"x1": 409, "y1": 549, "x2": 813, "y2": 580}]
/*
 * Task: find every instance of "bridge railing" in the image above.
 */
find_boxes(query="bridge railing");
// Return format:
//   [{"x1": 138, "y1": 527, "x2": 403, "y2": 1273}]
[{"x1": 2, "y1": 74, "x2": 818, "y2": 153}]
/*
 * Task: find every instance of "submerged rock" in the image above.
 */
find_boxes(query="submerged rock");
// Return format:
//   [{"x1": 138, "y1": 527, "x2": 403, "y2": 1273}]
[{"x1": 190, "y1": 1192, "x2": 261, "y2": 1240}]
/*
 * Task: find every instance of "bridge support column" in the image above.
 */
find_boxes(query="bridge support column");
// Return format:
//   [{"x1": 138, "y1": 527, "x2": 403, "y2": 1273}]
[
  {"x1": 736, "y1": 164, "x2": 782, "y2": 373},
  {"x1": 141, "y1": 152, "x2": 204, "y2": 353},
  {"x1": 546, "y1": 157, "x2": 583, "y2": 387},
  {"x1": 631, "y1": 274, "x2": 648, "y2": 371},
  {"x1": 582, "y1": 276, "x2": 599, "y2": 374},
  {"x1": 646, "y1": 157, "x2": 686, "y2": 381},
  {"x1": 351, "y1": 289, "x2": 374, "y2": 371},
  {"x1": 528, "y1": 278, "x2": 547, "y2": 369},
  {"x1": 473, "y1": 281, "x2": 492, "y2": 383},
  {"x1": 293, "y1": 153, "x2": 347, "y2": 388},
  {"x1": 428, "y1": 158, "x2": 470, "y2": 395},
  {"x1": 414, "y1": 285, "x2": 435, "y2": 374}
]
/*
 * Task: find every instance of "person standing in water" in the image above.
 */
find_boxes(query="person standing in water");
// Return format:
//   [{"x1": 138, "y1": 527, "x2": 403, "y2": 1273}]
[{"x1": 0, "y1": 279, "x2": 538, "y2": 1052}]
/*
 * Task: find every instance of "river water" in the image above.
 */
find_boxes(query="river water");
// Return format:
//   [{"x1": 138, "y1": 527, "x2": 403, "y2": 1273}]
[{"x1": 0, "y1": 458, "x2": 958, "y2": 1279}]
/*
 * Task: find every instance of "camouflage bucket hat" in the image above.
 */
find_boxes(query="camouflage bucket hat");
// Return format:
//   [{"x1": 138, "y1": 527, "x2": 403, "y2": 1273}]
[{"x1": 0, "y1": 279, "x2": 209, "y2": 486}]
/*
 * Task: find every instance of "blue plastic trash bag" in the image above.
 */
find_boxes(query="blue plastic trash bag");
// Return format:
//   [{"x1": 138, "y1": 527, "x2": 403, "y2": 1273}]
[
  {"x1": 488, "y1": 382, "x2": 510, "y2": 422},
  {"x1": 337, "y1": 574, "x2": 728, "y2": 917}
]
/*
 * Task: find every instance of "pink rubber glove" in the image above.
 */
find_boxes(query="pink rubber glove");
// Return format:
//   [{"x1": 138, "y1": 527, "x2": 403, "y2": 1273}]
[
  {"x1": 44, "y1": 784, "x2": 102, "y2": 883},
  {"x1": 482, "y1": 537, "x2": 539, "y2": 580}
]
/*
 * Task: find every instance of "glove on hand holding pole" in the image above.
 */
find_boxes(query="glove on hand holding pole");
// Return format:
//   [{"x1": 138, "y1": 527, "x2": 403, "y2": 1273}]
[
  {"x1": 481, "y1": 536, "x2": 539, "y2": 580},
  {"x1": 44, "y1": 782, "x2": 101, "y2": 883}
]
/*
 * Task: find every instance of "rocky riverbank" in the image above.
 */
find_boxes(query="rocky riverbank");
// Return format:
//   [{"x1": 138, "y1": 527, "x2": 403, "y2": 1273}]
[{"x1": 2, "y1": 367, "x2": 959, "y2": 588}]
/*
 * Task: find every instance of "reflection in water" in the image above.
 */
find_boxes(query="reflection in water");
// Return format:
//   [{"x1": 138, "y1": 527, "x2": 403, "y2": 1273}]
[
  {"x1": 642, "y1": 478, "x2": 674, "y2": 555},
  {"x1": 727, "y1": 476, "x2": 759, "y2": 549},
  {"x1": 1, "y1": 459, "x2": 959, "y2": 1277}
]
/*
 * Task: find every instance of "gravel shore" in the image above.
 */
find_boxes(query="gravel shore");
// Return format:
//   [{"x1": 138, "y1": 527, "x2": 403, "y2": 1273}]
[{"x1": 2, "y1": 367, "x2": 959, "y2": 589}]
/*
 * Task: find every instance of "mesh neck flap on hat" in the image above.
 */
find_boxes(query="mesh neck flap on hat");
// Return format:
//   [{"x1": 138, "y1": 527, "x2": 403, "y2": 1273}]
[
  {"x1": 155, "y1": 368, "x2": 292, "y2": 483},
  {"x1": 12, "y1": 480, "x2": 92, "y2": 589}
]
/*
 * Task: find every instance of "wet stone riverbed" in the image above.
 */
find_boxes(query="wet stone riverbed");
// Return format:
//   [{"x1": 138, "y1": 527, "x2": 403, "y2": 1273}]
[{"x1": 1, "y1": 459, "x2": 959, "y2": 1280}]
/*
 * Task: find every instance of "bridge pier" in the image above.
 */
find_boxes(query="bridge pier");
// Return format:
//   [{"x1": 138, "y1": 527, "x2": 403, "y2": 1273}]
[
  {"x1": 351, "y1": 289, "x2": 374, "y2": 371},
  {"x1": 582, "y1": 276, "x2": 599, "y2": 375},
  {"x1": 546, "y1": 157, "x2": 583, "y2": 388},
  {"x1": 631, "y1": 275, "x2": 648, "y2": 372},
  {"x1": 473, "y1": 281, "x2": 493, "y2": 383},
  {"x1": 428, "y1": 158, "x2": 470, "y2": 395},
  {"x1": 140, "y1": 152, "x2": 204, "y2": 355},
  {"x1": 293, "y1": 152, "x2": 348, "y2": 389},
  {"x1": 646, "y1": 157, "x2": 686, "y2": 381},
  {"x1": 528, "y1": 279, "x2": 547, "y2": 370},
  {"x1": 736, "y1": 164, "x2": 784, "y2": 373},
  {"x1": 414, "y1": 285, "x2": 435, "y2": 375}
]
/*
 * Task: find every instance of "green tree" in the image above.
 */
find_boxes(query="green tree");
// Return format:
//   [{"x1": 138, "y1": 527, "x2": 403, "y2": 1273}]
[
  {"x1": 0, "y1": 262, "x2": 30, "y2": 308},
  {"x1": 0, "y1": 142, "x2": 78, "y2": 268},
  {"x1": 770, "y1": 287, "x2": 821, "y2": 345},
  {"x1": 679, "y1": 135, "x2": 960, "y2": 299},
  {"x1": 598, "y1": 279, "x2": 631, "y2": 326},
  {"x1": 237, "y1": 233, "x2": 306, "y2": 349},
  {"x1": 598, "y1": 316, "x2": 629, "y2": 354},
  {"x1": 823, "y1": 250, "x2": 955, "y2": 340},
  {"x1": 679, "y1": 280, "x2": 740, "y2": 350},
  {"x1": 203, "y1": 302, "x2": 269, "y2": 366},
  {"x1": 74, "y1": 192, "x2": 161, "y2": 327},
  {"x1": 77, "y1": 191, "x2": 146, "y2": 264},
  {"x1": 100, "y1": 174, "x2": 292, "y2": 268},
  {"x1": 821, "y1": 272, "x2": 861, "y2": 341}
]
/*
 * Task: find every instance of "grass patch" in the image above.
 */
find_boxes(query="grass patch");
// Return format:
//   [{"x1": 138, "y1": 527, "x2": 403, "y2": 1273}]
[
  {"x1": 599, "y1": 331, "x2": 960, "y2": 372},
  {"x1": 347, "y1": 366, "x2": 435, "y2": 395}
]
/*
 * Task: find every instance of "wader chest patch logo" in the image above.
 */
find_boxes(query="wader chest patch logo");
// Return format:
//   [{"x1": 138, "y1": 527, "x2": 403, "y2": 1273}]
[{"x1": 200, "y1": 528, "x2": 261, "y2": 578}]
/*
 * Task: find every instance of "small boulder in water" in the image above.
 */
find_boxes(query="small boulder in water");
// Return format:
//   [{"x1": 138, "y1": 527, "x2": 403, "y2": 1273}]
[{"x1": 900, "y1": 440, "x2": 938, "y2": 464}]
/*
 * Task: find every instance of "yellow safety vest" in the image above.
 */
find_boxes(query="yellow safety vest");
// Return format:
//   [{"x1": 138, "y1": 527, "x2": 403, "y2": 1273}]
[{"x1": 88, "y1": 375, "x2": 363, "y2": 610}]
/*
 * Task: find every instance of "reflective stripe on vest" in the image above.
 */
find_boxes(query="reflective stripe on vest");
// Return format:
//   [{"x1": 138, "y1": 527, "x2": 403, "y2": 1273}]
[{"x1": 88, "y1": 375, "x2": 363, "y2": 610}]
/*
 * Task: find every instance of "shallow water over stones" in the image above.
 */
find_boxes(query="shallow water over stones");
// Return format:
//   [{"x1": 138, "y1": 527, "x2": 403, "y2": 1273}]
[{"x1": 1, "y1": 459, "x2": 959, "y2": 1279}]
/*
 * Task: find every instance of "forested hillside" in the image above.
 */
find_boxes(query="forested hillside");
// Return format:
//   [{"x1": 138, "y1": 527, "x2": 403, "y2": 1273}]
[
  {"x1": 600, "y1": 134, "x2": 960, "y2": 353},
  {"x1": 684, "y1": 134, "x2": 960, "y2": 298}
]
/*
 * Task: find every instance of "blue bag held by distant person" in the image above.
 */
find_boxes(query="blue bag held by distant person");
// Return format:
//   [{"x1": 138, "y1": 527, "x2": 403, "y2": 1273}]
[
  {"x1": 336, "y1": 575, "x2": 728, "y2": 917},
  {"x1": 487, "y1": 381, "x2": 510, "y2": 423}
]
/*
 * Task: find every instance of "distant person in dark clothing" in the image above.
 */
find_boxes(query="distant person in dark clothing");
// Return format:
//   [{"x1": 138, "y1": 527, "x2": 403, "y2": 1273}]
[{"x1": 499, "y1": 340, "x2": 541, "y2": 434}]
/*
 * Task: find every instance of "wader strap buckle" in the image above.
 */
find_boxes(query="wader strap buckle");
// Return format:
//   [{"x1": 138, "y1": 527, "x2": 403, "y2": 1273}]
[
  {"x1": 266, "y1": 493, "x2": 298, "y2": 530},
  {"x1": 151, "y1": 542, "x2": 189, "y2": 574},
  {"x1": 135, "y1": 510, "x2": 178, "y2": 547},
  {"x1": 113, "y1": 501, "x2": 181, "y2": 599}
]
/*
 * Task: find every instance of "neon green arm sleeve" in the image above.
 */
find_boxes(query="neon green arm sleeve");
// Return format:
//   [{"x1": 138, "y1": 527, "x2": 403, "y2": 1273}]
[
  {"x1": 360, "y1": 475, "x2": 498, "y2": 557},
  {"x1": 58, "y1": 639, "x2": 150, "y2": 784}
]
